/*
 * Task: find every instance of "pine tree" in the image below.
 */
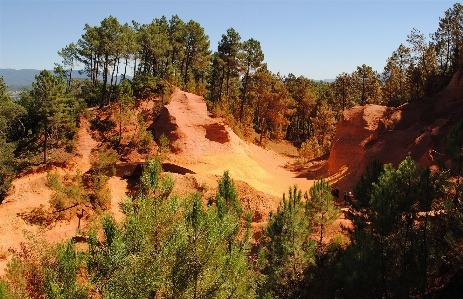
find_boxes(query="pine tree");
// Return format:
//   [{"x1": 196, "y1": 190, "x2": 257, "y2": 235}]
[
  {"x1": 306, "y1": 179, "x2": 341, "y2": 261},
  {"x1": 26, "y1": 70, "x2": 72, "y2": 163},
  {"x1": 171, "y1": 171, "x2": 254, "y2": 298},
  {"x1": 351, "y1": 64, "x2": 382, "y2": 105},
  {"x1": 248, "y1": 65, "x2": 292, "y2": 144},
  {"x1": 239, "y1": 38, "x2": 264, "y2": 123},
  {"x1": 442, "y1": 119, "x2": 463, "y2": 205},
  {"x1": 258, "y1": 185, "x2": 316, "y2": 298},
  {"x1": 115, "y1": 79, "x2": 135, "y2": 146},
  {"x1": 0, "y1": 77, "x2": 26, "y2": 200}
]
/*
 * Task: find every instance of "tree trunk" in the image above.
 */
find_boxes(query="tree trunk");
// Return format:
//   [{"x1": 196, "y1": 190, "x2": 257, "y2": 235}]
[
  {"x1": 184, "y1": 52, "x2": 191, "y2": 84},
  {"x1": 259, "y1": 118, "x2": 267, "y2": 144},
  {"x1": 115, "y1": 58, "x2": 120, "y2": 86},
  {"x1": 123, "y1": 57, "x2": 128, "y2": 80},
  {"x1": 68, "y1": 65, "x2": 73, "y2": 91},
  {"x1": 239, "y1": 67, "x2": 250, "y2": 123},
  {"x1": 43, "y1": 121, "x2": 48, "y2": 164},
  {"x1": 100, "y1": 55, "x2": 109, "y2": 108},
  {"x1": 133, "y1": 57, "x2": 137, "y2": 77},
  {"x1": 226, "y1": 60, "x2": 230, "y2": 100},
  {"x1": 109, "y1": 60, "x2": 117, "y2": 106},
  {"x1": 218, "y1": 66, "x2": 225, "y2": 101}
]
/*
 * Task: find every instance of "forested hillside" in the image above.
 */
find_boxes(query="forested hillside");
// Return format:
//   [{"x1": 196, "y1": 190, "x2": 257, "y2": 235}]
[{"x1": 1, "y1": 3, "x2": 463, "y2": 298}]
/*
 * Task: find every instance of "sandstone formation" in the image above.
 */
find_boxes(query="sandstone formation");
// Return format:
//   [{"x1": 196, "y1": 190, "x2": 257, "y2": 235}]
[{"x1": 328, "y1": 65, "x2": 463, "y2": 189}]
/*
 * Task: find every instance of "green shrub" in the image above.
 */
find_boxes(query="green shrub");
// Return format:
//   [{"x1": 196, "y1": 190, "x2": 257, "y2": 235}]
[
  {"x1": 4, "y1": 233, "x2": 88, "y2": 299},
  {"x1": 91, "y1": 148, "x2": 118, "y2": 173},
  {"x1": 89, "y1": 115, "x2": 116, "y2": 132},
  {"x1": 298, "y1": 137, "x2": 326, "y2": 160},
  {"x1": 91, "y1": 173, "x2": 111, "y2": 211}
]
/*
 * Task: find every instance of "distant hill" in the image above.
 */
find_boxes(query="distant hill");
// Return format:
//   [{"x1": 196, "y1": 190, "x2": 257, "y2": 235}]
[
  {"x1": 0, "y1": 69, "x2": 91, "y2": 91},
  {"x1": 1, "y1": 68, "x2": 330, "y2": 91}
]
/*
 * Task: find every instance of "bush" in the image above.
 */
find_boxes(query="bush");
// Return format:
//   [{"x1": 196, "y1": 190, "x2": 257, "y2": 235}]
[
  {"x1": 91, "y1": 147, "x2": 118, "y2": 173},
  {"x1": 46, "y1": 170, "x2": 90, "y2": 221},
  {"x1": 157, "y1": 133, "x2": 170, "y2": 157},
  {"x1": 90, "y1": 173, "x2": 111, "y2": 211},
  {"x1": 79, "y1": 80, "x2": 102, "y2": 107},
  {"x1": 3, "y1": 233, "x2": 88, "y2": 299},
  {"x1": 136, "y1": 114, "x2": 154, "y2": 149},
  {"x1": 132, "y1": 74, "x2": 158, "y2": 100},
  {"x1": 298, "y1": 137, "x2": 326, "y2": 160},
  {"x1": 89, "y1": 115, "x2": 116, "y2": 132}
]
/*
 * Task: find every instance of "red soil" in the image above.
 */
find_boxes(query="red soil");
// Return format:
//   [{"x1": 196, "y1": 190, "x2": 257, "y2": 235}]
[{"x1": 325, "y1": 63, "x2": 463, "y2": 193}]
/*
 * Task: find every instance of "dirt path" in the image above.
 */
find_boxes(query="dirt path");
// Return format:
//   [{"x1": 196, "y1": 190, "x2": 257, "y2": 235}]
[{"x1": 73, "y1": 117, "x2": 99, "y2": 173}]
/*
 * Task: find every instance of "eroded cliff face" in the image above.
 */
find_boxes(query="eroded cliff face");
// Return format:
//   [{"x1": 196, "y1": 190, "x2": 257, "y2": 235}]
[
  {"x1": 327, "y1": 105, "x2": 389, "y2": 177},
  {"x1": 328, "y1": 65, "x2": 463, "y2": 188}
]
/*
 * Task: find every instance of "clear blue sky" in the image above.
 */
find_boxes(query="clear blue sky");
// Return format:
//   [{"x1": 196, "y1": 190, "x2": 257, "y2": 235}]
[{"x1": 0, "y1": 0, "x2": 457, "y2": 80}]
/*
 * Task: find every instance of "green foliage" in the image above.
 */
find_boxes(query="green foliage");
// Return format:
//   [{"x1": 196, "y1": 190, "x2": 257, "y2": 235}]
[
  {"x1": 330, "y1": 157, "x2": 463, "y2": 298},
  {"x1": 91, "y1": 173, "x2": 111, "y2": 211},
  {"x1": 18, "y1": 70, "x2": 78, "y2": 163},
  {"x1": 132, "y1": 74, "x2": 174, "y2": 102},
  {"x1": 140, "y1": 156, "x2": 163, "y2": 195},
  {"x1": 89, "y1": 115, "x2": 116, "y2": 132},
  {"x1": 172, "y1": 192, "x2": 254, "y2": 298},
  {"x1": 216, "y1": 170, "x2": 242, "y2": 218},
  {"x1": 47, "y1": 170, "x2": 89, "y2": 212},
  {"x1": 306, "y1": 179, "x2": 341, "y2": 258},
  {"x1": 351, "y1": 64, "x2": 382, "y2": 105},
  {"x1": 432, "y1": 3, "x2": 463, "y2": 77},
  {"x1": 0, "y1": 138, "x2": 17, "y2": 201},
  {"x1": 79, "y1": 80, "x2": 102, "y2": 107},
  {"x1": 0, "y1": 280, "x2": 18, "y2": 299},
  {"x1": 298, "y1": 138, "x2": 321, "y2": 161},
  {"x1": 132, "y1": 73, "x2": 160, "y2": 100},
  {"x1": 91, "y1": 147, "x2": 118, "y2": 173},
  {"x1": 43, "y1": 241, "x2": 88, "y2": 299},
  {"x1": 350, "y1": 159, "x2": 383, "y2": 232},
  {"x1": 258, "y1": 185, "x2": 316, "y2": 298},
  {"x1": 0, "y1": 77, "x2": 27, "y2": 200},
  {"x1": 4, "y1": 232, "x2": 88, "y2": 299},
  {"x1": 156, "y1": 132, "x2": 170, "y2": 157},
  {"x1": 353, "y1": 159, "x2": 383, "y2": 209},
  {"x1": 442, "y1": 119, "x2": 463, "y2": 204},
  {"x1": 116, "y1": 79, "x2": 135, "y2": 144},
  {"x1": 86, "y1": 159, "x2": 255, "y2": 298},
  {"x1": 247, "y1": 65, "x2": 292, "y2": 144},
  {"x1": 0, "y1": 77, "x2": 27, "y2": 142},
  {"x1": 137, "y1": 114, "x2": 155, "y2": 149}
]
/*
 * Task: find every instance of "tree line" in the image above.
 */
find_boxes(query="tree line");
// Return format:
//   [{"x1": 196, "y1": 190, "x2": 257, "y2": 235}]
[{"x1": 57, "y1": 4, "x2": 462, "y2": 149}]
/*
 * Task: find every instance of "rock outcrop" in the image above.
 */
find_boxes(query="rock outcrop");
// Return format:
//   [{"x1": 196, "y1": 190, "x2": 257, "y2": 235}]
[
  {"x1": 328, "y1": 105, "x2": 389, "y2": 177},
  {"x1": 328, "y1": 67, "x2": 463, "y2": 189},
  {"x1": 152, "y1": 88, "x2": 247, "y2": 159}
]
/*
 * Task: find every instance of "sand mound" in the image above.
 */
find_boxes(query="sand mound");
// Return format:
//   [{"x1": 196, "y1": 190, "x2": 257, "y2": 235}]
[
  {"x1": 153, "y1": 88, "x2": 314, "y2": 197},
  {"x1": 153, "y1": 89, "x2": 247, "y2": 157}
]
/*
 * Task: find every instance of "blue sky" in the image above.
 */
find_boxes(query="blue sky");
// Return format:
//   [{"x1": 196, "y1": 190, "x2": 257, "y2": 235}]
[{"x1": 0, "y1": 0, "x2": 457, "y2": 80}]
